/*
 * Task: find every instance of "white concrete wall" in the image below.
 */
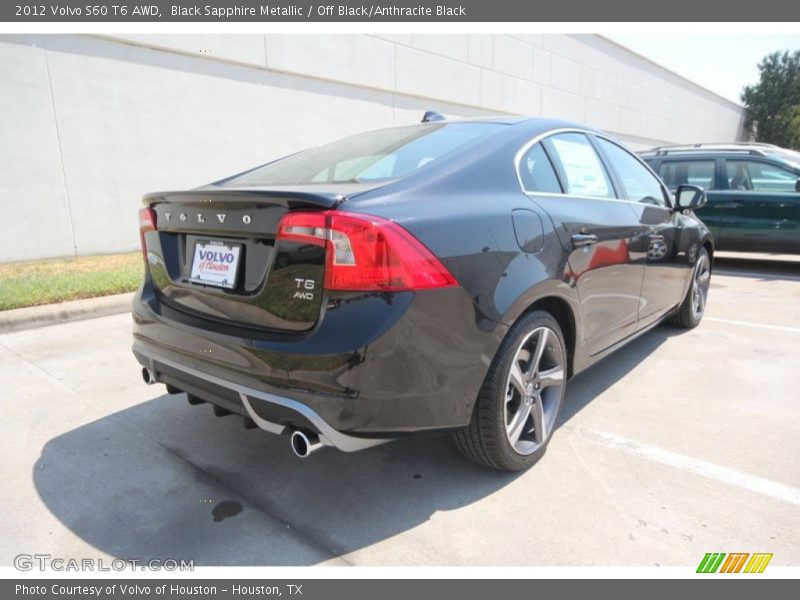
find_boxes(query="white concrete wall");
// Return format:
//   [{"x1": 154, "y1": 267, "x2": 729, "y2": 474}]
[{"x1": 0, "y1": 33, "x2": 745, "y2": 262}]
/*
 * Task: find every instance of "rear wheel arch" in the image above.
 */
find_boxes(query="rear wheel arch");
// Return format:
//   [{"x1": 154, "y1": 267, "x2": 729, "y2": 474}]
[
  {"x1": 512, "y1": 295, "x2": 578, "y2": 378},
  {"x1": 702, "y1": 238, "x2": 714, "y2": 267},
  {"x1": 521, "y1": 296, "x2": 577, "y2": 379},
  {"x1": 479, "y1": 283, "x2": 581, "y2": 396}
]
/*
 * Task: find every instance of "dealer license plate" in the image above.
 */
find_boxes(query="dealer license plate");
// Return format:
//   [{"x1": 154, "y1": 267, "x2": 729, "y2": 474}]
[{"x1": 189, "y1": 240, "x2": 241, "y2": 289}]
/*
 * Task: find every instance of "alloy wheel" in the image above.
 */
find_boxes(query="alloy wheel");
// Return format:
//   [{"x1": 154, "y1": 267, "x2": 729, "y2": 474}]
[
  {"x1": 504, "y1": 326, "x2": 565, "y2": 455},
  {"x1": 691, "y1": 253, "x2": 711, "y2": 320}
]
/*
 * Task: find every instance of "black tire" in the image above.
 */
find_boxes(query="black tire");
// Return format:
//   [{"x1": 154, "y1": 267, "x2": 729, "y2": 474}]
[
  {"x1": 668, "y1": 247, "x2": 711, "y2": 329},
  {"x1": 454, "y1": 310, "x2": 567, "y2": 472}
]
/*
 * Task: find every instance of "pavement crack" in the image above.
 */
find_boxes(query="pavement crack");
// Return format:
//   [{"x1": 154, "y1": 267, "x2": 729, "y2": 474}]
[{"x1": 0, "y1": 340, "x2": 73, "y2": 386}]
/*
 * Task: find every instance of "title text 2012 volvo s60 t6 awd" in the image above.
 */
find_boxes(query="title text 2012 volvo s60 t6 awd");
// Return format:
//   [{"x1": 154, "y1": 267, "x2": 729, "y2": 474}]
[{"x1": 133, "y1": 115, "x2": 713, "y2": 471}]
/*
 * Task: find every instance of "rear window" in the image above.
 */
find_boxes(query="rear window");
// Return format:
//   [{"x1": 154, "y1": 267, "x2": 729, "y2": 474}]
[
  {"x1": 544, "y1": 133, "x2": 614, "y2": 198},
  {"x1": 518, "y1": 142, "x2": 562, "y2": 193},
  {"x1": 226, "y1": 123, "x2": 506, "y2": 186},
  {"x1": 726, "y1": 160, "x2": 799, "y2": 192},
  {"x1": 765, "y1": 149, "x2": 800, "y2": 170}
]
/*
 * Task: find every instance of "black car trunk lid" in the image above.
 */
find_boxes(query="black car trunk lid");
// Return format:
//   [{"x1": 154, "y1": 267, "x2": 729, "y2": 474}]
[{"x1": 141, "y1": 186, "x2": 365, "y2": 332}]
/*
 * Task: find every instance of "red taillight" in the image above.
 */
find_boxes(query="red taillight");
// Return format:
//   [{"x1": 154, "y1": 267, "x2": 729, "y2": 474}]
[
  {"x1": 277, "y1": 210, "x2": 457, "y2": 292},
  {"x1": 139, "y1": 207, "x2": 157, "y2": 264},
  {"x1": 277, "y1": 211, "x2": 328, "y2": 246}
]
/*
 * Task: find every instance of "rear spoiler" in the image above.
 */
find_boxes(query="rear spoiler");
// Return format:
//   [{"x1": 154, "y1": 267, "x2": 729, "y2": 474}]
[{"x1": 142, "y1": 189, "x2": 343, "y2": 210}]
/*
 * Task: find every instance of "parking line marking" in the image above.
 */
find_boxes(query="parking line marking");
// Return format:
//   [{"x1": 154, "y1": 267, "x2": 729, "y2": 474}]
[
  {"x1": 705, "y1": 317, "x2": 800, "y2": 334},
  {"x1": 715, "y1": 270, "x2": 800, "y2": 282},
  {"x1": 574, "y1": 427, "x2": 800, "y2": 507}
]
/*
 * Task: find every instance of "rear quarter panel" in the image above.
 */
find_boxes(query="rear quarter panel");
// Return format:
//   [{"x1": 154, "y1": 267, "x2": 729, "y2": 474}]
[{"x1": 343, "y1": 144, "x2": 580, "y2": 372}]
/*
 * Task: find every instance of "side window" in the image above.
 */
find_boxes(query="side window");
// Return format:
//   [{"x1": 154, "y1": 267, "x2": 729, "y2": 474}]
[
  {"x1": 518, "y1": 142, "x2": 562, "y2": 193},
  {"x1": 657, "y1": 160, "x2": 715, "y2": 190},
  {"x1": 544, "y1": 133, "x2": 614, "y2": 198},
  {"x1": 726, "y1": 160, "x2": 799, "y2": 192},
  {"x1": 596, "y1": 138, "x2": 667, "y2": 206}
]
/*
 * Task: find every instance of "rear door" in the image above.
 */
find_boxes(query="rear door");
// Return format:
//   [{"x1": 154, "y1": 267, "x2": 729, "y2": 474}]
[
  {"x1": 717, "y1": 158, "x2": 800, "y2": 252},
  {"x1": 528, "y1": 132, "x2": 644, "y2": 355}
]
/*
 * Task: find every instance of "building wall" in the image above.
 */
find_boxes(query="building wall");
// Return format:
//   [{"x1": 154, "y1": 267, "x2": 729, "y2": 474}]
[{"x1": 0, "y1": 33, "x2": 746, "y2": 262}]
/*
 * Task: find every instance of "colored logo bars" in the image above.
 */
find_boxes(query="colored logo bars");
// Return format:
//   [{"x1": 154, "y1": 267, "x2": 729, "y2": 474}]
[{"x1": 696, "y1": 552, "x2": 773, "y2": 573}]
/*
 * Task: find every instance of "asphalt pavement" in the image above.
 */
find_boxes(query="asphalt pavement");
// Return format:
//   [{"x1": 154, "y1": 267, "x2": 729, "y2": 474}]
[{"x1": 2, "y1": 253, "x2": 798, "y2": 566}]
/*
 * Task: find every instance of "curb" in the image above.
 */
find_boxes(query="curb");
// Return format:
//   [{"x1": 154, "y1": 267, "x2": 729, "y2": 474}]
[{"x1": 0, "y1": 292, "x2": 135, "y2": 334}]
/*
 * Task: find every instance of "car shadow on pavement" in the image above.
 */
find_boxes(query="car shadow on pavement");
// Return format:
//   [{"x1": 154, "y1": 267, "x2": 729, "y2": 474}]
[
  {"x1": 558, "y1": 325, "x2": 683, "y2": 424},
  {"x1": 33, "y1": 325, "x2": 685, "y2": 566},
  {"x1": 33, "y1": 395, "x2": 518, "y2": 565}
]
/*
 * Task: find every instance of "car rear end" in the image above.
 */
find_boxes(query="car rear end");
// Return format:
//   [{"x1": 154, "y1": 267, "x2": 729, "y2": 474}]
[
  {"x1": 132, "y1": 121, "x2": 515, "y2": 455},
  {"x1": 133, "y1": 185, "x2": 493, "y2": 456}
]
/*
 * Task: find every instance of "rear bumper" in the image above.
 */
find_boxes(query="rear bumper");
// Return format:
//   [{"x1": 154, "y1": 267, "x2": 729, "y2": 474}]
[
  {"x1": 135, "y1": 350, "x2": 386, "y2": 452},
  {"x1": 132, "y1": 279, "x2": 501, "y2": 441}
]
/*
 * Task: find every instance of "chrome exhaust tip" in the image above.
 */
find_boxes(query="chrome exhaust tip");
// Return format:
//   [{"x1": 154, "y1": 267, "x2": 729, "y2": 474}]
[
  {"x1": 290, "y1": 430, "x2": 323, "y2": 458},
  {"x1": 141, "y1": 367, "x2": 156, "y2": 385}
]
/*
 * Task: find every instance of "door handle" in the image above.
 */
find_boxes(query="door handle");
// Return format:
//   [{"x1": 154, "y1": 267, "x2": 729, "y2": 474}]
[{"x1": 571, "y1": 233, "x2": 598, "y2": 247}]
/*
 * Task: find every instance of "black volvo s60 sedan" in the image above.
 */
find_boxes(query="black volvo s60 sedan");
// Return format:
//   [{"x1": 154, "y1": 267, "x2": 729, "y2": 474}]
[{"x1": 133, "y1": 115, "x2": 712, "y2": 471}]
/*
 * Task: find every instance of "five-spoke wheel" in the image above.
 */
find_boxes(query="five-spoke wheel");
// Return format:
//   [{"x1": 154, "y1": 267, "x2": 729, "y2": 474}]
[
  {"x1": 504, "y1": 327, "x2": 565, "y2": 455},
  {"x1": 455, "y1": 310, "x2": 567, "y2": 471},
  {"x1": 670, "y1": 246, "x2": 712, "y2": 329},
  {"x1": 691, "y1": 251, "x2": 711, "y2": 320}
]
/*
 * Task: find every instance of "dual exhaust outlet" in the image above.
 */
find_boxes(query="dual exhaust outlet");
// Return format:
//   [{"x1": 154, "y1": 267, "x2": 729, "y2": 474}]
[{"x1": 143, "y1": 367, "x2": 323, "y2": 458}]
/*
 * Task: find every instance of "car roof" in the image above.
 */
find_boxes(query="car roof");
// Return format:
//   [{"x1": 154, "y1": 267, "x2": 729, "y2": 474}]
[
  {"x1": 640, "y1": 142, "x2": 794, "y2": 159},
  {"x1": 434, "y1": 115, "x2": 598, "y2": 130},
  {"x1": 399, "y1": 116, "x2": 604, "y2": 141},
  {"x1": 639, "y1": 148, "x2": 800, "y2": 173},
  {"x1": 640, "y1": 150, "x2": 774, "y2": 158}
]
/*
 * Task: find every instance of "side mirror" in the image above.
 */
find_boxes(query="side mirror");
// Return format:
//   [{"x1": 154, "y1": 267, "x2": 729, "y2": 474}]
[
  {"x1": 795, "y1": 179, "x2": 800, "y2": 193},
  {"x1": 675, "y1": 184, "x2": 707, "y2": 211}
]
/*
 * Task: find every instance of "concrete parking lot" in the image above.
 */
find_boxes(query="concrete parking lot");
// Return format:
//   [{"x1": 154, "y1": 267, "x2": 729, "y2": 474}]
[{"x1": 2, "y1": 253, "x2": 799, "y2": 567}]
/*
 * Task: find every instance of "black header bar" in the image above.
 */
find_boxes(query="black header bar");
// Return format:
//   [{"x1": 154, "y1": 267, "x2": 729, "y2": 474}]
[
  {"x1": 3, "y1": 579, "x2": 785, "y2": 600},
  {"x1": 2, "y1": 0, "x2": 799, "y2": 22}
]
